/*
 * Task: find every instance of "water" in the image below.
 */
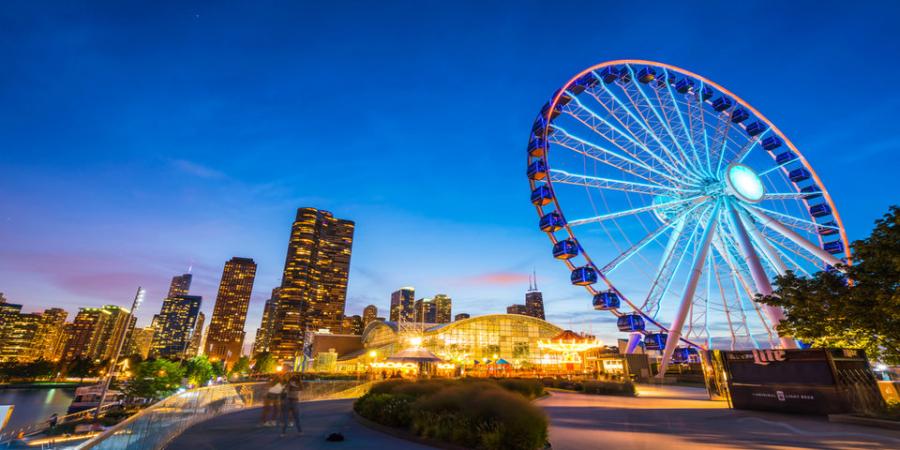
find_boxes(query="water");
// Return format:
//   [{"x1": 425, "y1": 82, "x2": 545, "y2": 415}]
[{"x1": 0, "y1": 387, "x2": 75, "y2": 432}]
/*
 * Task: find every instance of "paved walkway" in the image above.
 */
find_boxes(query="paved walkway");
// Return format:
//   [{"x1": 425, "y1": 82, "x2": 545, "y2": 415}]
[
  {"x1": 538, "y1": 385, "x2": 900, "y2": 450},
  {"x1": 166, "y1": 399, "x2": 432, "y2": 450}
]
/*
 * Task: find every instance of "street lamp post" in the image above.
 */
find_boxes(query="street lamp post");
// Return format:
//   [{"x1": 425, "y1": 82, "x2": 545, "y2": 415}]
[{"x1": 94, "y1": 286, "x2": 145, "y2": 420}]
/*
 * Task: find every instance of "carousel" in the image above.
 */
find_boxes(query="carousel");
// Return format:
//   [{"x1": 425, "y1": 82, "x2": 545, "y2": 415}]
[{"x1": 538, "y1": 330, "x2": 603, "y2": 375}]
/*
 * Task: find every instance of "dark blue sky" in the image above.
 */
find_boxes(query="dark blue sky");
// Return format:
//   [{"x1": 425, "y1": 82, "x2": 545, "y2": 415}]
[{"x1": 2, "y1": 1, "x2": 898, "y2": 344}]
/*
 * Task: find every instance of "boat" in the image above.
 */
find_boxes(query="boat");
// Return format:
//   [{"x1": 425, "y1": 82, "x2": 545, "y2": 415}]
[{"x1": 67, "y1": 384, "x2": 124, "y2": 414}]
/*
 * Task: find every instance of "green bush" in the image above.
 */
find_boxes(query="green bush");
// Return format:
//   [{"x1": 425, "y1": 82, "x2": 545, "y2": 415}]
[
  {"x1": 581, "y1": 380, "x2": 636, "y2": 396},
  {"x1": 355, "y1": 379, "x2": 548, "y2": 450}
]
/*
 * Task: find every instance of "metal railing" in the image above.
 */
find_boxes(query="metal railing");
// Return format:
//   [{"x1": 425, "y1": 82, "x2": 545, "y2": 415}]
[
  {"x1": 0, "y1": 402, "x2": 119, "y2": 444},
  {"x1": 75, "y1": 380, "x2": 369, "y2": 450}
]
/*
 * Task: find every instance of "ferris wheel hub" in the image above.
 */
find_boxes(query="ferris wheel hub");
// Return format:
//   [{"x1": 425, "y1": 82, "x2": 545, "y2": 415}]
[{"x1": 724, "y1": 163, "x2": 765, "y2": 203}]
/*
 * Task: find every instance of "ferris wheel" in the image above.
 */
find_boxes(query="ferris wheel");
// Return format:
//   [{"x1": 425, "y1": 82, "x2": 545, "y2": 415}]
[{"x1": 527, "y1": 60, "x2": 850, "y2": 372}]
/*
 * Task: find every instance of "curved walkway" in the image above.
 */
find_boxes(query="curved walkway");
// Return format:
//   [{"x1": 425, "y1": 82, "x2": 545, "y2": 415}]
[
  {"x1": 165, "y1": 399, "x2": 433, "y2": 450},
  {"x1": 538, "y1": 385, "x2": 900, "y2": 450}
]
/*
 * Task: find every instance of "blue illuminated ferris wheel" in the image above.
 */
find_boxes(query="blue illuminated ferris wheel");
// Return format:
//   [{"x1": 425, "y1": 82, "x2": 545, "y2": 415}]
[{"x1": 527, "y1": 60, "x2": 850, "y2": 371}]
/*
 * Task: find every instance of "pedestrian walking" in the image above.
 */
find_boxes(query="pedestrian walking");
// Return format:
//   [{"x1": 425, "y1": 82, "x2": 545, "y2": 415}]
[
  {"x1": 261, "y1": 375, "x2": 284, "y2": 427},
  {"x1": 280, "y1": 374, "x2": 303, "y2": 436}
]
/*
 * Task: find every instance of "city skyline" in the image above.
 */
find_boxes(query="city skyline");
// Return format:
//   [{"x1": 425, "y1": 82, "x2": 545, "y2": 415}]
[{"x1": 2, "y1": 2, "x2": 900, "y2": 347}]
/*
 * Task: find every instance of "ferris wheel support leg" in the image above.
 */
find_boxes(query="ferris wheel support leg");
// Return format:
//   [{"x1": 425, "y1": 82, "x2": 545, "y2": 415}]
[
  {"x1": 726, "y1": 202, "x2": 796, "y2": 349},
  {"x1": 658, "y1": 201, "x2": 721, "y2": 378},
  {"x1": 742, "y1": 205, "x2": 845, "y2": 269},
  {"x1": 625, "y1": 332, "x2": 643, "y2": 354}
]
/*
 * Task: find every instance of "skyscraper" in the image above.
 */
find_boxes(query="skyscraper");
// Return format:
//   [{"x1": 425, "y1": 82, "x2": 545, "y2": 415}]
[
  {"x1": 342, "y1": 314, "x2": 363, "y2": 335},
  {"x1": 506, "y1": 304, "x2": 527, "y2": 315},
  {"x1": 124, "y1": 327, "x2": 154, "y2": 359},
  {"x1": 185, "y1": 311, "x2": 205, "y2": 358},
  {"x1": 63, "y1": 307, "x2": 112, "y2": 361},
  {"x1": 270, "y1": 208, "x2": 355, "y2": 363},
  {"x1": 525, "y1": 271, "x2": 545, "y2": 320},
  {"x1": 433, "y1": 294, "x2": 452, "y2": 324},
  {"x1": 205, "y1": 257, "x2": 257, "y2": 365},
  {"x1": 252, "y1": 291, "x2": 278, "y2": 356},
  {"x1": 167, "y1": 273, "x2": 193, "y2": 298},
  {"x1": 362, "y1": 305, "x2": 378, "y2": 327},
  {"x1": 151, "y1": 295, "x2": 202, "y2": 359},
  {"x1": 414, "y1": 298, "x2": 436, "y2": 323},
  {"x1": 39, "y1": 308, "x2": 68, "y2": 361},
  {"x1": 390, "y1": 287, "x2": 415, "y2": 322}
]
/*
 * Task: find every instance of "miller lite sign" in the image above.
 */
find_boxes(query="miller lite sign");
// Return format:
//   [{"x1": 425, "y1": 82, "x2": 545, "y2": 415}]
[{"x1": 751, "y1": 349, "x2": 786, "y2": 365}]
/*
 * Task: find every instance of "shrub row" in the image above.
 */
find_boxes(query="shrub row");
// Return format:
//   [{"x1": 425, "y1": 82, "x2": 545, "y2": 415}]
[
  {"x1": 542, "y1": 378, "x2": 636, "y2": 397},
  {"x1": 355, "y1": 379, "x2": 548, "y2": 450}
]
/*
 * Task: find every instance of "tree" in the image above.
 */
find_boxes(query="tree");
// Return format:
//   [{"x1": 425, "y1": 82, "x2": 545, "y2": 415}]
[
  {"x1": 758, "y1": 205, "x2": 900, "y2": 364},
  {"x1": 210, "y1": 360, "x2": 226, "y2": 379},
  {"x1": 183, "y1": 355, "x2": 215, "y2": 387},
  {"x1": 252, "y1": 352, "x2": 276, "y2": 374},
  {"x1": 126, "y1": 358, "x2": 185, "y2": 401},
  {"x1": 66, "y1": 357, "x2": 100, "y2": 383},
  {"x1": 229, "y1": 356, "x2": 250, "y2": 379}
]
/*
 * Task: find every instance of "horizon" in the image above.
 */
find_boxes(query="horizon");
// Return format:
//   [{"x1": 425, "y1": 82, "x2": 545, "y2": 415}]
[{"x1": 2, "y1": 1, "x2": 900, "y2": 348}]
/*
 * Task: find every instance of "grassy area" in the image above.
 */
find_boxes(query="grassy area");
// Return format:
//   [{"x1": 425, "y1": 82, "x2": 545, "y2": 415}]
[{"x1": 354, "y1": 378, "x2": 547, "y2": 450}]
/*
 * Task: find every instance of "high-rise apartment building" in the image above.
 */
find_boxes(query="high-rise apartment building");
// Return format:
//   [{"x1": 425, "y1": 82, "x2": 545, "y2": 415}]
[
  {"x1": 252, "y1": 292, "x2": 278, "y2": 356},
  {"x1": 390, "y1": 287, "x2": 415, "y2": 323},
  {"x1": 39, "y1": 308, "x2": 69, "y2": 361},
  {"x1": 342, "y1": 314, "x2": 363, "y2": 335},
  {"x1": 63, "y1": 307, "x2": 112, "y2": 361},
  {"x1": 433, "y1": 294, "x2": 452, "y2": 324},
  {"x1": 506, "y1": 304, "x2": 527, "y2": 315},
  {"x1": 0, "y1": 311, "x2": 43, "y2": 362},
  {"x1": 151, "y1": 295, "x2": 202, "y2": 359},
  {"x1": 205, "y1": 257, "x2": 257, "y2": 365},
  {"x1": 362, "y1": 305, "x2": 378, "y2": 327},
  {"x1": 414, "y1": 298, "x2": 436, "y2": 323},
  {"x1": 185, "y1": 312, "x2": 206, "y2": 358},
  {"x1": 124, "y1": 327, "x2": 155, "y2": 359},
  {"x1": 525, "y1": 272, "x2": 545, "y2": 320},
  {"x1": 270, "y1": 208, "x2": 355, "y2": 363}
]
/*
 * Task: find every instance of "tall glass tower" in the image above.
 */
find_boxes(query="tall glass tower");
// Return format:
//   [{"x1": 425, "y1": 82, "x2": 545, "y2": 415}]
[{"x1": 205, "y1": 257, "x2": 257, "y2": 365}]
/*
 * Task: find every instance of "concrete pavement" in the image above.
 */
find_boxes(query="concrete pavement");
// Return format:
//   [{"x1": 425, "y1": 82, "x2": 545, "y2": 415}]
[
  {"x1": 165, "y1": 399, "x2": 433, "y2": 450},
  {"x1": 538, "y1": 384, "x2": 900, "y2": 450}
]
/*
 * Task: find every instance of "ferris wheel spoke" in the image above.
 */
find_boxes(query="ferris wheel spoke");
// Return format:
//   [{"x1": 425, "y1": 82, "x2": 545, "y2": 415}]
[
  {"x1": 762, "y1": 229, "x2": 828, "y2": 270},
  {"x1": 709, "y1": 105, "x2": 736, "y2": 177},
  {"x1": 599, "y1": 201, "x2": 705, "y2": 274},
  {"x1": 641, "y1": 208, "x2": 707, "y2": 318},
  {"x1": 568, "y1": 195, "x2": 705, "y2": 227},
  {"x1": 658, "y1": 200, "x2": 721, "y2": 375},
  {"x1": 738, "y1": 208, "x2": 789, "y2": 276},
  {"x1": 561, "y1": 97, "x2": 679, "y2": 176},
  {"x1": 598, "y1": 74, "x2": 701, "y2": 177},
  {"x1": 548, "y1": 169, "x2": 687, "y2": 196},
  {"x1": 746, "y1": 204, "x2": 837, "y2": 234},
  {"x1": 768, "y1": 240, "x2": 813, "y2": 277},
  {"x1": 655, "y1": 69, "x2": 709, "y2": 177},
  {"x1": 685, "y1": 86, "x2": 713, "y2": 175},
  {"x1": 549, "y1": 126, "x2": 689, "y2": 186},
  {"x1": 742, "y1": 204, "x2": 845, "y2": 268},
  {"x1": 642, "y1": 76, "x2": 709, "y2": 176},
  {"x1": 582, "y1": 82, "x2": 696, "y2": 179},
  {"x1": 711, "y1": 251, "x2": 742, "y2": 350},
  {"x1": 734, "y1": 133, "x2": 765, "y2": 165},
  {"x1": 713, "y1": 236, "x2": 771, "y2": 349}
]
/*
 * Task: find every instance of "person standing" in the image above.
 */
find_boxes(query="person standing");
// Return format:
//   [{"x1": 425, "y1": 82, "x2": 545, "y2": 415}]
[
  {"x1": 261, "y1": 375, "x2": 284, "y2": 427},
  {"x1": 280, "y1": 374, "x2": 303, "y2": 436}
]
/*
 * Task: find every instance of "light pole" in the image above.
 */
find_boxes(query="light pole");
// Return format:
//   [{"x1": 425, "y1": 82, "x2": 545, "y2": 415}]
[{"x1": 94, "y1": 286, "x2": 145, "y2": 420}]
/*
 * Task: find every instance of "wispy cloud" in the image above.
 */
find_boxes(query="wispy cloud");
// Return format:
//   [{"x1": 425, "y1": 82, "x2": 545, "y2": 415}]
[{"x1": 170, "y1": 159, "x2": 226, "y2": 179}]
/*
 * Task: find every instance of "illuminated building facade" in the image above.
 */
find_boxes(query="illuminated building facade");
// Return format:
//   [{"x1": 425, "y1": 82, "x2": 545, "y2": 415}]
[
  {"x1": 362, "y1": 305, "x2": 377, "y2": 327},
  {"x1": 270, "y1": 208, "x2": 355, "y2": 363},
  {"x1": 63, "y1": 307, "x2": 110, "y2": 361},
  {"x1": 414, "y1": 298, "x2": 436, "y2": 323},
  {"x1": 151, "y1": 295, "x2": 202, "y2": 359},
  {"x1": 40, "y1": 308, "x2": 69, "y2": 361},
  {"x1": 252, "y1": 293, "x2": 278, "y2": 356},
  {"x1": 433, "y1": 294, "x2": 452, "y2": 324},
  {"x1": 185, "y1": 312, "x2": 205, "y2": 358},
  {"x1": 359, "y1": 314, "x2": 563, "y2": 367},
  {"x1": 167, "y1": 273, "x2": 192, "y2": 298},
  {"x1": 124, "y1": 327, "x2": 155, "y2": 359},
  {"x1": 525, "y1": 291, "x2": 545, "y2": 321},
  {"x1": 206, "y1": 257, "x2": 257, "y2": 365},
  {"x1": 342, "y1": 314, "x2": 363, "y2": 335},
  {"x1": 0, "y1": 309, "x2": 43, "y2": 363},
  {"x1": 390, "y1": 287, "x2": 415, "y2": 322}
]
